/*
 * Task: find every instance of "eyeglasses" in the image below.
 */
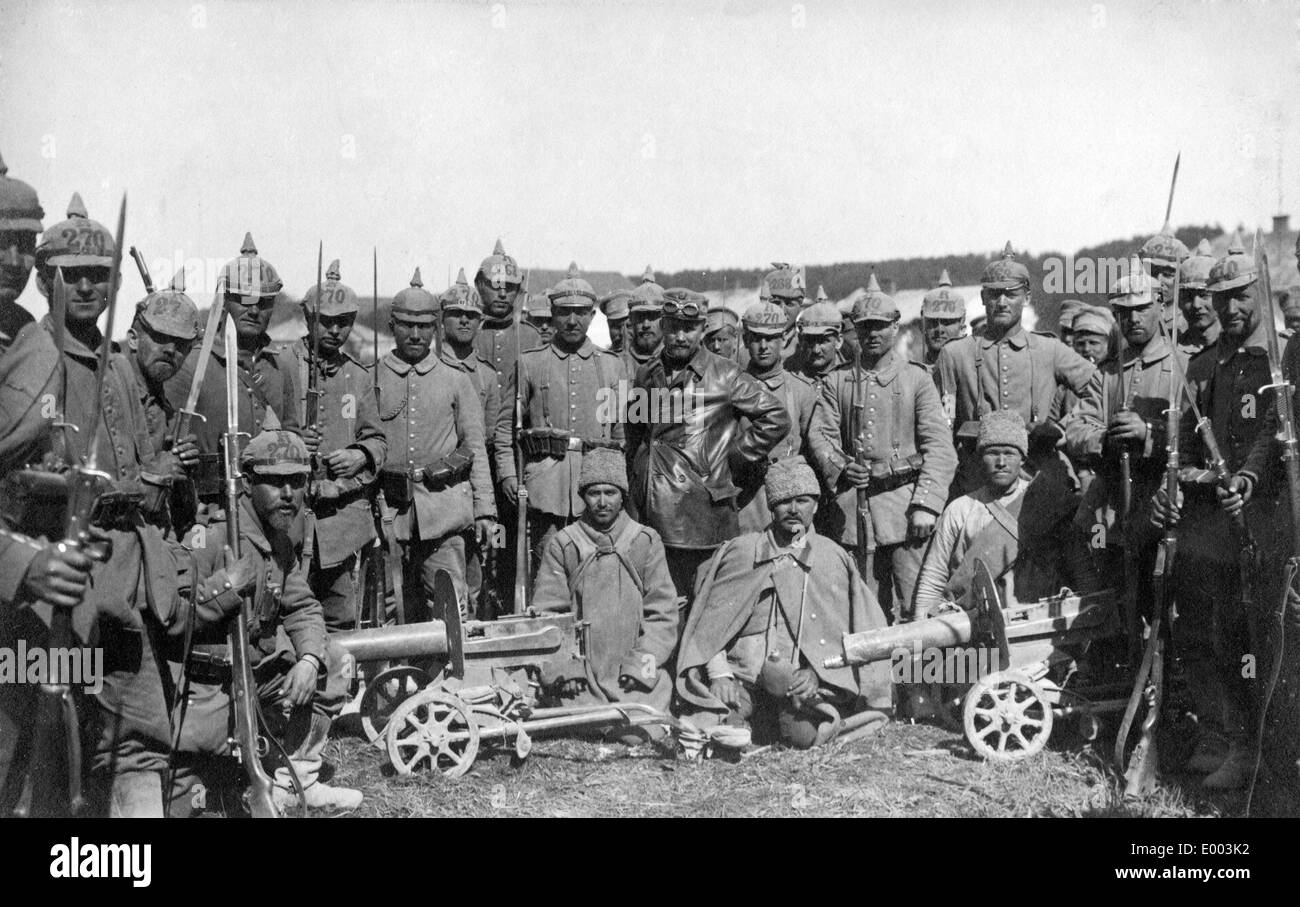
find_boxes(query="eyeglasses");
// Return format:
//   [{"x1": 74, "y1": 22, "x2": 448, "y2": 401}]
[{"x1": 661, "y1": 299, "x2": 706, "y2": 319}]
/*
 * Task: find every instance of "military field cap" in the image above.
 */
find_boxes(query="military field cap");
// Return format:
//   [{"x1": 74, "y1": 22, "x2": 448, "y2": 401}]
[
  {"x1": 441, "y1": 267, "x2": 483, "y2": 314},
  {"x1": 704, "y1": 306, "x2": 740, "y2": 337},
  {"x1": 219, "y1": 232, "x2": 283, "y2": 298},
  {"x1": 763, "y1": 262, "x2": 806, "y2": 300},
  {"x1": 1108, "y1": 258, "x2": 1158, "y2": 308},
  {"x1": 302, "y1": 258, "x2": 360, "y2": 316},
  {"x1": 547, "y1": 262, "x2": 596, "y2": 307},
  {"x1": 742, "y1": 300, "x2": 787, "y2": 336},
  {"x1": 241, "y1": 411, "x2": 311, "y2": 476},
  {"x1": 392, "y1": 267, "x2": 439, "y2": 321},
  {"x1": 1071, "y1": 305, "x2": 1113, "y2": 338},
  {"x1": 764, "y1": 455, "x2": 820, "y2": 505},
  {"x1": 921, "y1": 269, "x2": 966, "y2": 319},
  {"x1": 0, "y1": 150, "x2": 43, "y2": 233},
  {"x1": 661, "y1": 287, "x2": 708, "y2": 321},
  {"x1": 1178, "y1": 238, "x2": 1215, "y2": 291},
  {"x1": 1140, "y1": 223, "x2": 1190, "y2": 268},
  {"x1": 799, "y1": 300, "x2": 843, "y2": 334},
  {"x1": 136, "y1": 267, "x2": 200, "y2": 339},
  {"x1": 476, "y1": 237, "x2": 521, "y2": 286},
  {"x1": 1057, "y1": 299, "x2": 1084, "y2": 328},
  {"x1": 980, "y1": 242, "x2": 1030, "y2": 290},
  {"x1": 36, "y1": 193, "x2": 114, "y2": 269},
  {"x1": 578, "y1": 447, "x2": 628, "y2": 494},
  {"x1": 852, "y1": 273, "x2": 899, "y2": 323},
  {"x1": 977, "y1": 409, "x2": 1028, "y2": 456},
  {"x1": 1208, "y1": 230, "x2": 1257, "y2": 293},
  {"x1": 599, "y1": 289, "x2": 631, "y2": 321},
  {"x1": 525, "y1": 293, "x2": 551, "y2": 318},
  {"x1": 629, "y1": 265, "x2": 665, "y2": 313}
]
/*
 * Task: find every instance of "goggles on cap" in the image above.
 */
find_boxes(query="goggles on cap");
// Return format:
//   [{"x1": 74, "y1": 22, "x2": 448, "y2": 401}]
[{"x1": 662, "y1": 298, "x2": 706, "y2": 319}]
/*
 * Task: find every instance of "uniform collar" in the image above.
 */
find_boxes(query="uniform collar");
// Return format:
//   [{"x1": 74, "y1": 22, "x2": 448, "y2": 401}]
[
  {"x1": 384, "y1": 348, "x2": 440, "y2": 376},
  {"x1": 747, "y1": 362, "x2": 786, "y2": 386},
  {"x1": 754, "y1": 526, "x2": 816, "y2": 567},
  {"x1": 576, "y1": 510, "x2": 629, "y2": 544},
  {"x1": 213, "y1": 330, "x2": 277, "y2": 367},
  {"x1": 1122, "y1": 333, "x2": 1173, "y2": 367},
  {"x1": 861, "y1": 348, "x2": 900, "y2": 384},
  {"x1": 550, "y1": 339, "x2": 594, "y2": 360},
  {"x1": 41, "y1": 314, "x2": 107, "y2": 362},
  {"x1": 981, "y1": 323, "x2": 1027, "y2": 350},
  {"x1": 1217, "y1": 321, "x2": 1273, "y2": 364}
]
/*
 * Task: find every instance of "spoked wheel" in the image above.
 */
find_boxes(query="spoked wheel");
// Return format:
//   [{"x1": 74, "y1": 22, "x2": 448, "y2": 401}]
[
  {"x1": 385, "y1": 690, "x2": 480, "y2": 778},
  {"x1": 360, "y1": 666, "x2": 434, "y2": 746},
  {"x1": 962, "y1": 670, "x2": 1054, "y2": 762}
]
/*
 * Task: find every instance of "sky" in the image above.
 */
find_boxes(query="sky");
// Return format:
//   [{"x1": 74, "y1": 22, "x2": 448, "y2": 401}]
[{"x1": 2, "y1": 0, "x2": 1298, "y2": 325}]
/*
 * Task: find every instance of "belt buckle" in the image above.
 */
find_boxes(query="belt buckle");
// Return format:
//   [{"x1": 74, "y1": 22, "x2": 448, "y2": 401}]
[
  {"x1": 567, "y1": 436, "x2": 584, "y2": 451},
  {"x1": 411, "y1": 467, "x2": 424, "y2": 483}
]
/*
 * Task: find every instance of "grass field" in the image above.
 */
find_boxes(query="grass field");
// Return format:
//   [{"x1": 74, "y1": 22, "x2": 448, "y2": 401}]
[{"x1": 314, "y1": 716, "x2": 1290, "y2": 819}]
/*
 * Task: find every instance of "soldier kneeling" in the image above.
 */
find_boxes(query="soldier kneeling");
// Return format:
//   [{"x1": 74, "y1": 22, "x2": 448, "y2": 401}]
[
  {"x1": 167, "y1": 423, "x2": 360, "y2": 813},
  {"x1": 675, "y1": 457, "x2": 892, "y2": 748},
  {"x1": 531, "y1": 449, "x2": 679, "y2": 741}
]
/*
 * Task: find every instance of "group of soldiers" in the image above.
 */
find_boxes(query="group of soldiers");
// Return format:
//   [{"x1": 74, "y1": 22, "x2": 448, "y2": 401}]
[{"x1": 2, "y1": 146, "x2": 1299, "y2": 817}]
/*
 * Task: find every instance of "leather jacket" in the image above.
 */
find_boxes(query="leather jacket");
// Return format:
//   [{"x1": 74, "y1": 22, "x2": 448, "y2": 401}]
[{"x1": 628, "y1": 345, "x2": 790, "y2": 549}]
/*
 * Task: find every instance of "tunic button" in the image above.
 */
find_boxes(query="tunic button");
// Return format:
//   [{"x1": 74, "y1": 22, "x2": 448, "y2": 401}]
[{"x1": 819, "y1": 639, "x2": 826, "y2": 645}]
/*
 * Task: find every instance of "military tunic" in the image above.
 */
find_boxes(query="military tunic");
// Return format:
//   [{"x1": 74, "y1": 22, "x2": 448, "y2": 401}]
[
  {"x1": 935, "y1": 325, "x2": 1095, "y2": 492},
  {"x1": 441, "y1": 347, "x2": 506, "y2": 462},
  {"x1": 494, "y1": 339, "x2": 625, "y2": 521},
  {"x1": 474, "y1": 317, "x2": 544, "y2": 401},
  {"x1": 279, "y1": 338, "x2": 386, "y2": 568},
  {"x1": 377, "y1": 349, "x2": 494, "y2": 543},
  {"x1": 166, "y1": 332, "x2": 300, "y2": 500},
  {"x1": 1063, "y1": 334, "x2": 1184, "y2": 538},
  {"x1": 736, "y1": 366, "x2": 820, "y2": 533},
  {"x1": 620, "y1": 343, "x2": 660, "y2": 382}
]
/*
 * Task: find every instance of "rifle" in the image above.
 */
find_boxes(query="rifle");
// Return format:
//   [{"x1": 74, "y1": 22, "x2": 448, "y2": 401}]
[
  {"x1": 306, "y1": 243, "x2": 323, "y2": 478},
  {"x1": 221, "y1": 312, "x2": 281, "y2": 818},
  {"x1": 851, "y1": 345, "x2": 874, "y2": 572},
  {"x1": 1247, "y1": 229, "x2": 1299, "y2": 813},
  {"x1": 1115, "y1": 254, "x2": 1181, "y2": 795},
  {"x1": 130, "y1": 246, "x2": 154, "y2": 294},
  {"x1": 362, "y1": 247, "x2": 391, "y2": 629},
  {"x1": 513, "y1": 269, "x2": 531, "y2": 614},
  {"x1": 16, "y1": 200, "x2": 125, "y2": 815}
]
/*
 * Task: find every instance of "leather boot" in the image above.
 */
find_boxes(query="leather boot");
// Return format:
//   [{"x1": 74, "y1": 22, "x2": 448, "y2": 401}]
[{"x1": 272, "y1": 762, "x2": 363, "y2": 811}]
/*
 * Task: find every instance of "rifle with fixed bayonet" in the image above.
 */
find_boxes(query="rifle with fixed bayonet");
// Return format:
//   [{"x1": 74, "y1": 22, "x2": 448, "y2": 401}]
[
  {"x1": 16, "y1": 198, "x2": 126, "y2": 817},
  {"x1": 1115, "y1": 256, "x2": 1182, "y2": 795},
  {"x1": 851, "y1": 339, "x2": 874, "y2": 577},
  {"x1": 1246, "y1": 229, "x2": 1299, "y2": 813},
  {"x1": 221, "y1": 311, "x2": 281, "y2": 818},
  {"x1": 513, "y1": 270, "x2": 531, "y2": 614},
  {"x1": 306, "y1": 243, "x2": 323, "y2": 483}
]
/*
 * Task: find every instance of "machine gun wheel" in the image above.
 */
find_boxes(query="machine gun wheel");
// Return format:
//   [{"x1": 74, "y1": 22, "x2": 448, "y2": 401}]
[
  {"x1": 962, "y1": 670, "x2": 1053, "y2": 762},
  {"x1": 386, "y1": 690, "x2": 480, "y2": 778},
  {"x1": 360, "y1": 665, "x2": 435, "y2": 746}
]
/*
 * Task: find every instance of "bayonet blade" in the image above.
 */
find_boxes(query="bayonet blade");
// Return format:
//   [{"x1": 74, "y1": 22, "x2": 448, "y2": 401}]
[
  {"x1": 82, "y1": 195, "x2": 127, "y2": 471},
  {"x1": 175, "y1": 278, "x2": 227, "y2": 440},
  {"x1": 224, "y1": 310, "x2": 240, "y2": 437},
  {"x1": 1256, "y1": 228, "x2": 1284, "y2": 383},
  {"x1": 1163, "y1": 152, "x2": 1180, "y2": 228},
  {"x1": 50, "y1": 268, "x2": 68, "y2": 355}
]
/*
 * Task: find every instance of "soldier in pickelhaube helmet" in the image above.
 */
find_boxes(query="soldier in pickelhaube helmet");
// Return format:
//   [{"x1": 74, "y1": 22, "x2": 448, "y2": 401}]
[
  {"x1": 622, "y1": 265, "x2": 664, "y2": 378},
  {"x1": 495, "y1": 263, "x2": 625, "y2": 575},
  {"x1": 763, "y1": 262, "x2": 807, "y2": 363},
  {"x1": 377, "y1": 266, "x2": 496, "y2": 615},
  {"x1": 599, "y1": 289, "x2": 631, "y2": 354},
  {"x1": 1175, "y1": 238, "x2": 1219, "y2": 357},
  {"x1": 1154, "y1": 229, "x2": 1280, "y2": 790},
  {"x1": 808, "y1": 275, "x2": 957, "y2": 621},
  {"x1": 275, "y1": 259, "x2": 386, "y2": 632},
  {"x1": 786, "y1": 299, "x2": 848, "y2": 397},
  {"x1": 167, "y1": 417, "x2": 362, "y2": 812},
  {"x1": 934, "y1": 242, "x2": 1096, "y2": 495},
  {"x1": 919, "y1": 269, "x2": 967, "y2": 368},
  {"x1": 0, "y1": 149, "x2": 44, "y2": 343},
  {"x1": 735, "y1": 299, "x2": 819, "y2": 533},
  {"x1": 166, "y1": 233, "x2": 300, "y2": 514},
  {"x1": 472, "y1": 238, "x2": 542, "y2": 394},
  {"x1": 127, "y1": 267, "x2": 202, "y2": 529},
  {"x1": 1140, "y1": 222, "x2": 1190, "y2": 310},
  {"x1": 440, "y1": 268, "x2": 508, "y2": 615}
]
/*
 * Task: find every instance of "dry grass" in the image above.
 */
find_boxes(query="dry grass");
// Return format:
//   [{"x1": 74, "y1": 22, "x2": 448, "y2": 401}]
[{"x1": 310, "y1": 719, "x2": 1274, "y2": 819}]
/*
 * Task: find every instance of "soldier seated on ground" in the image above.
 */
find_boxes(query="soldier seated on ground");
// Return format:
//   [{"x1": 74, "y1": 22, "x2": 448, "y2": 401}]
[
  {"x1": 912, "y1": 409, "x2": 1098, "y2": 620},
  {"x1": 675, "y1": 457, "x2": 892, "y2": 749},
  {"x1": 531, "y1": 449, "x2": 679, "y2": 738},
  {"x1": 167, "y1": 422, "x2": 360, "y2": 813}
]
